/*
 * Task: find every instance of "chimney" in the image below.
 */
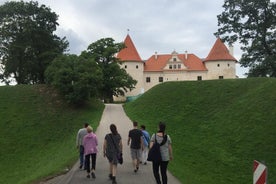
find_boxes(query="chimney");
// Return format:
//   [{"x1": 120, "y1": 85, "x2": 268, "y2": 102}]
[
  {"x1": 228, "y1": 45, "x2": 234, "y2": 56},
  {"x1": 155, "y1": 51, "x2": 158, "y2": 60},
  {"x1": 185, "y1": 50, "x2": 188, "y2": 60}
]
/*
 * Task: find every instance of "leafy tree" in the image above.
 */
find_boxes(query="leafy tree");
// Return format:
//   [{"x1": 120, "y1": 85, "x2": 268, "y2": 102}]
[
  {"x1": 45, "y1": 54, "x2": 103, "y2": 105},
  {"x1": 83, "y1": 38, "x2": 137, "y2": 102},
  {"x1": 0, "y1": 1, "x2": 68, "y2": 84},
  {"x1": 215, "y1": 0, "x2": 276, "y2": 77}
]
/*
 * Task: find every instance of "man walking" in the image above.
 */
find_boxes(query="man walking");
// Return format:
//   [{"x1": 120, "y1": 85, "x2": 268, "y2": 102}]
[
  {"x1": 128, "y1": 121, "x2": 143, "y2": 173},
  {"x1": 76, "y1": 122, "x2": 89, "y2": 169}
]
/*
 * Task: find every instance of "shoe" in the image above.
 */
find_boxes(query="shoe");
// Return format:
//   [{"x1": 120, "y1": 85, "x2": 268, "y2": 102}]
[
  {"x1": 144, "y1": 162, "x2": 147, "y2": 165},
  {"x1": 136, "y1": 166, "x2": 139, "y2": 171},
  {"x1": 134, "y1": 169, "x2": 137, "y2": 173},
  {"x1": 86, "y1": 174, "x2": 90, "y2": 178},
  {"x1": 109, "y1": 174, "x2": 113, "y2": 180},
  {"x1": 112, "y1": 176, "x2": 117, "y2": 184},
  {"x1": 79, "y1": 165, "x2": 83, "y2": 169},
  {"x1": 91, "y1": 172, "x2": 96, "y2": 178}
]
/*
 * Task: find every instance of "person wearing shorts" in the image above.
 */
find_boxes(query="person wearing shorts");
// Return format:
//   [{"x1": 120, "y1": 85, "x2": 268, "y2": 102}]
[{"x1": 128, "y1": 121, "x2": 143, "y2": 173}]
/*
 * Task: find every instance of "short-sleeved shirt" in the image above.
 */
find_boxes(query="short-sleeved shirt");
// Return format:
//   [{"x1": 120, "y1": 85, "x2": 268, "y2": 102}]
[
  {"x1": 128, "y1": 129, "x2": 143, "y2": 149},
  {"x1": 150, "y1": 133, "x2": 172, "y2": 161}
]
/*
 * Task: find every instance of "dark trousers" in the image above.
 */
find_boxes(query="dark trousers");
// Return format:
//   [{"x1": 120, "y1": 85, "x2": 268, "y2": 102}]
[
  {"x1": 152, "y1": 161, "x2": 169, "y2": 184},
  {"x1": 79, "y1": 145, "x2": 84, "y2": 167},
  {"x1": 85, "y1": 153, "x2": 97, "y2": 173}
]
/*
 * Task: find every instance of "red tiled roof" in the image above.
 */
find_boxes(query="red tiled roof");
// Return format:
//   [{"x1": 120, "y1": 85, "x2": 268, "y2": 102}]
[
  {"x1": 117, "y1": 34, "x2": 142, "y2": 62},
  {"x1": 204, "y1": 38, "x2": 237, "y2": 62},
  {"x1": 144, "y1": 53, "x2": 207, "y2": 71}
]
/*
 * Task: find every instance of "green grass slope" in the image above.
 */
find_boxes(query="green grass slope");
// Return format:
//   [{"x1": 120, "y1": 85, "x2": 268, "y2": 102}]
[
  {"x1": 0, "y1": 85, "x2": 104, "y2": 184},
  {"x1": 124, "y1": 78, "x2": 276, "y2": 184}
]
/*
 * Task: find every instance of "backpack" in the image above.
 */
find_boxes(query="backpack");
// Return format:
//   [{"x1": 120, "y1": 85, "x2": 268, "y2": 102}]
[{"x1": 147, "y1": 134, "x2": 167, "y2": 162}]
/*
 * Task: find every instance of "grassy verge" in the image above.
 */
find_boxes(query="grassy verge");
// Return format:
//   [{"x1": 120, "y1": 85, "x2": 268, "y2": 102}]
[
  {"x1": 0, "y1": 85, "x2": 104, "y2": 184},
  {"x1": 124, "y1": 78, "x2": 276, "y2": 184}
]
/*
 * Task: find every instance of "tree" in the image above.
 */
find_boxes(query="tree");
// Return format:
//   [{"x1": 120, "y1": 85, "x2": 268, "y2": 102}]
[
  {"x1": 0, "y1": 1, "x2": 68, "y2": 84},
  {"x1": 215, "y1": 0, "x2": 276, "y2": 77},
  {"x1": 45, "y1": 54, "x2": 103, "y2": 105},
  {"x1": 83, "y1": 38, "x2": 137, "y2": 102}
]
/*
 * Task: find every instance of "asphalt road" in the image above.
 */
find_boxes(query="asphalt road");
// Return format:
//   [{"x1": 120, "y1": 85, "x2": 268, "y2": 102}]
[{"x1": 39, "y1": 104, "x2": 181, "y2": 184}]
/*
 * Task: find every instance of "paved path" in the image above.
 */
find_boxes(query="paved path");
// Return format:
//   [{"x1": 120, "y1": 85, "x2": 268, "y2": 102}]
[{"x1": 40, "y1": 104, "x2": 181, "y2": 184}]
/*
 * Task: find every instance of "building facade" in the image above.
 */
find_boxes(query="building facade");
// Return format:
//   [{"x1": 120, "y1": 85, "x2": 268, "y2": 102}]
[{"x1": 116, "y1": 34, "x2": 237, "y2": 101}]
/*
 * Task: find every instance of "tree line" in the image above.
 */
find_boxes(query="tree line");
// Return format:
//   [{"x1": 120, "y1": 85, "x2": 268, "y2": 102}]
[{"x1": 0, "y1": 0, "x2": 275, "y2": 104}]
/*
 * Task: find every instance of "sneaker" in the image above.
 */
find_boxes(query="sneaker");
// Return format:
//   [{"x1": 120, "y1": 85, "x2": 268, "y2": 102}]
[{"x1": 91, "y1": 172, "x2": 96, "y2": 179}]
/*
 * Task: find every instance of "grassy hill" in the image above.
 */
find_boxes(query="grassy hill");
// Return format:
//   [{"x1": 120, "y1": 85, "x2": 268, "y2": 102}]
[
  {"x1": 0, "y1": 85, "x2": 104, "y2": 184},
  {"x1": 124, "y1": 78, "x2": 276, "y2": 184}
]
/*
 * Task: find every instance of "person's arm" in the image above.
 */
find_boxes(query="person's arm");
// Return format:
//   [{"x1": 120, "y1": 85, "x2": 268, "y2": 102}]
[
  {"x1": 140, "y1": 136, "x2": 144, "y2": 150},
  {"x1": 168, "y1": 144, "x2": 173, "y2": 160},
  {"x1": 76, "y1": 130, "x2": 80, "y2": 148},
  {"x1": 103, "y1": 139, "x2": 107, "y2": 157},
  {"x1": 127, "y1": 136, "x2": 131, "y2": 146}
]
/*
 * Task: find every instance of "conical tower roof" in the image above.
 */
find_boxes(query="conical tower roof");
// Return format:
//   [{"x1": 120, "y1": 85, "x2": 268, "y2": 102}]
[
  {"x1": 117, "y1": 34, "x2": 142, "y2": 62},
  {"x1": 204, "y1": 38, "x2": 237, "y2": 62}
]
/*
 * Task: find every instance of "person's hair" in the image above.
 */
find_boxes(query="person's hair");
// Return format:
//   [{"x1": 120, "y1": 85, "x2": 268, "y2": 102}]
[
  {"x1": 158, "y1": 122, "x2": 166, "y2": 134},
  {"x1": 84, "y1": 123, "x2": 89, "y2": 128},
  {"x1": 133, "y1": 121, "x2": 138, "y2": 127},
  {"x1": 141, "y1": 125, "x2": 146, "y2": 130},
  {"x1": 87, "y1": 126, "x2": 93, "y2": 133},
  {"x1": 110, "y1": 124, "x2": 118, "y2": 135}
]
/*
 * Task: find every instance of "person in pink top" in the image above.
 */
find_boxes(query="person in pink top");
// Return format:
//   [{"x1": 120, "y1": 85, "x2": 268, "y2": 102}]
[{"x1": 83, "y1": 126, "x2": 98, "y2": 179}]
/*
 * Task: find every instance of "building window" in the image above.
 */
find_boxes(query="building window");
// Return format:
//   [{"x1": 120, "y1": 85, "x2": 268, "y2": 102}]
[
  {"x1": 125, "y1": 65, "x2": 127, "y2": 69},
  {"x1": 219, "y1": 76, "x2": 224, "y2": 79},
  {"x1": 178, "y1": 64, "x2": 181, "y2": 69},
  {"x1": 136, "y1": 65, "x2": 138, "y2": 69},
  {"x1": 159, "y1": 77, "x2": 163, "y2": 82},
  {"x1": 217, "y1": 64, "x2": 220, "y2": 67},
  {"x1": 197, "y1": 76, "x2": 202, "y2": 81},
  {"x1": 146, "y1": 77, "x2": 151, "y2": 83},
  {"x1": 169, "y1": 65, "x2": 172, "y2": 69},
  {"x1": 173, "y1": 58, "x2": 177, "y2": 62},
  {"x1": 228, "y1": 63, "x2": 230, "y2": 67},
  {"x1": 173, "y1": 65, "x2": 176, "y2": 69}
]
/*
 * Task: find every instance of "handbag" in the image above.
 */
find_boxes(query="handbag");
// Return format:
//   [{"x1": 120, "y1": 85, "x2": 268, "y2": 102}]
[
  {"x1": 109, "y1": 134, "x2": 123, "y2": 164},
  {"x1": 147, "y1": 133, "x2": 167, "y2": 162}
]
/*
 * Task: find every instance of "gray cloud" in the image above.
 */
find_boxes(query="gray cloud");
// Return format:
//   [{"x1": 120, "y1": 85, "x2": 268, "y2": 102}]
[{"x1": 0, "y1": 0, "x2": 248, "y2": 77}]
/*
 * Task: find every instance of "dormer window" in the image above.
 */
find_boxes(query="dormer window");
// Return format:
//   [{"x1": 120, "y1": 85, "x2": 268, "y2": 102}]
[{"x1": 173, "y1": 58, "x2": 177, "y2": 62}]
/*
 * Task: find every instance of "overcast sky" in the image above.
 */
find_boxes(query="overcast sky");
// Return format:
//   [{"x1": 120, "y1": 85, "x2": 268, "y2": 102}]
[{"x1": 0, "y1": 0, "x2": 250, "y2": 77}]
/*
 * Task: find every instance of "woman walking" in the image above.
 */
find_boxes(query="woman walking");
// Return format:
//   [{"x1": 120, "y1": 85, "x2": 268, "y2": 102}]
[
  {"x1": 149, "y1": 122, "x2": 173, "y2": 184},
  {"x1": 83, "y1": 126, "x2": 98, "y2": 179},
  {"x1": 103, "y1": 124, "x2": 123, "y2": 184}
]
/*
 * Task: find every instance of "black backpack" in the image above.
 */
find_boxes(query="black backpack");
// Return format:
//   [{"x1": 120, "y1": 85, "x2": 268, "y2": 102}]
[{"x1": 147, "y1": 134, "x2": 167, "y2": 162}]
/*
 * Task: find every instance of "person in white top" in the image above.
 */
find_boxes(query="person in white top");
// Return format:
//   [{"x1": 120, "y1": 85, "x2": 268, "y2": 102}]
[{"x1": 76, "y1": 122, "x2": 89, "y2": 169}]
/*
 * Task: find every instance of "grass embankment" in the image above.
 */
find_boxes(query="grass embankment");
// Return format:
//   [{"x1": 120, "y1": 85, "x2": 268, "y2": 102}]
[
  {"x1": 0, "y1": 85, "x2": 104, "y2": 184},
  {"x1": 124, "y1": 78, "x2": 276, "y2": 184}
]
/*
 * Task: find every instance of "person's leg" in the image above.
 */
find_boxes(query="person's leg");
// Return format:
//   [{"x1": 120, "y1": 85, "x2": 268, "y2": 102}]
[
  {"x1": 109, "y1": 162, "x2": 113, "y2": 179},
  {"x1": 91, "y1": 153, "x2": 96, "y2": 178},
  {"x1": 152, "y1": 161, "x2": 161, "y2": 184},
  {"x1": 85, "y1": 154, "x2": 90, "y2": 178},
  {"x1": 112, "y1": 164, "x2": 117, "y2": 184},
  {"x1": 79, "y1": 145, "x2": 84, "y2": 168},
  {"x1": 160, "y1": 161, "x2": 169, "y2": 184}
]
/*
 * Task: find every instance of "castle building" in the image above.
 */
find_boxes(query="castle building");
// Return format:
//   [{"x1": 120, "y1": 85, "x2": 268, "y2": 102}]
[{"x1": 116, "y1": 34, "x2": 237, "y2": 101}]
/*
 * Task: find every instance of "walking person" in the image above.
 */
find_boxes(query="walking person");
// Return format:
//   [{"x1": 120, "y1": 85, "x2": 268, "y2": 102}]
[
  {"x1": 103, "y1": 124, "x2": 123, "y2": 184},
  {"x1": 150, "y1": 122, "x2": 173, "y2": 184},
  {"x1": 76, "y1": 122, "x2": 89, "y2": 169},
  {"x1": 140, "y1": 125, "x2": 150, "y2": 165},
  {"x1": 128, "y1": 121, "x2": 144, "y2": 173},
  {"x1": 83, "y1": 126, "x2": 98, "y2": 179}
]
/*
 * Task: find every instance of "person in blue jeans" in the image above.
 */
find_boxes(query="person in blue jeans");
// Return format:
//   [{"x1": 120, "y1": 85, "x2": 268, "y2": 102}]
[
  {"x1": 76, "y1": 123, "x2": 89, "y2": 169},
  {"x1": 149, "y1": 122, "x2": 173, "y2": 184}
]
